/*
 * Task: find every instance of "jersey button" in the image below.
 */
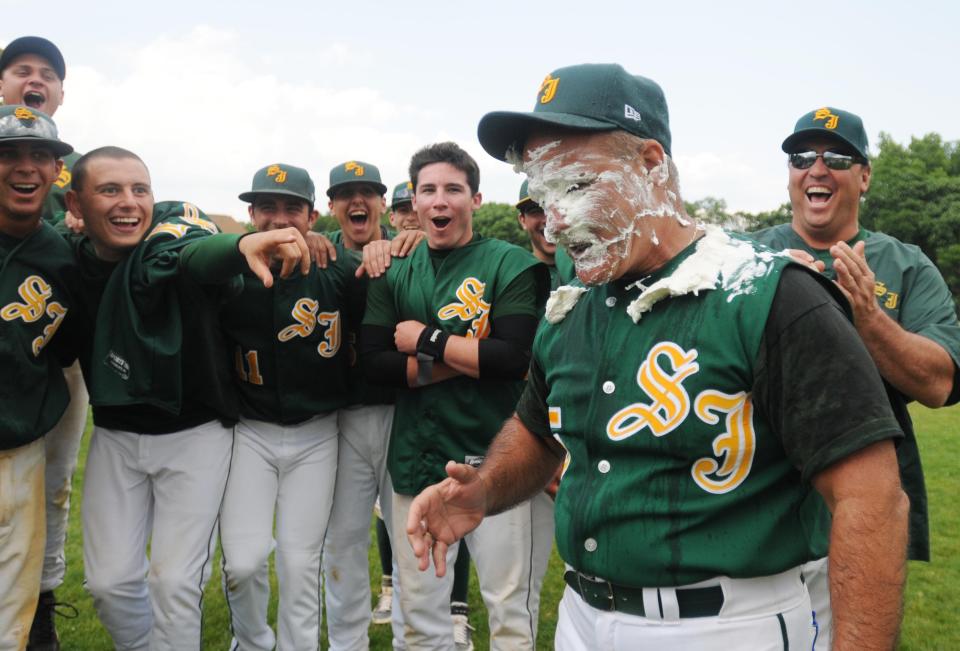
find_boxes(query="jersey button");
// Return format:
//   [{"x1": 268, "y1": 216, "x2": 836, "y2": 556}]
[
  {"x1": 602, "y1": 381, "x2": 615, "y2": 394},
  {"x1": 584, "y1": 538, "x2": 598, "y2": 552},
  {"x1": 605, "y1": 296, "x2": 617, "y2": 307},
  {"x1": 598, "y1": 460, "x2": 611, "y2": 473}
]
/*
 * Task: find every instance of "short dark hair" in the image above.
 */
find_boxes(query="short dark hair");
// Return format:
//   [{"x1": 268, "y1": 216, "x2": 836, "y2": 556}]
[
  {"x1": 408, "y1": 142, "x2": 480, "y2": 194},
  {"x1": 72, "y1": 146, "x2": 146, "y2": 192}
]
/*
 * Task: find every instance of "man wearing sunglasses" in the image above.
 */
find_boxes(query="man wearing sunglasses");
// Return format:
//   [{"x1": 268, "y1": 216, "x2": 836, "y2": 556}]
[{"x1": 753, "y1": 106, "x2": 960, "y2": 650}]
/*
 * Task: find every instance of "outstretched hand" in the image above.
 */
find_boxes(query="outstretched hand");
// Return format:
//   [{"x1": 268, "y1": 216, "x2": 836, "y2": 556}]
[
  {"x1": 305, "y1": 231, "x2": 337, "y2": 269},
  {"x1": 407, "y1": 461, "x2": 488, "y2": 576},
  {"x1": 239, "y1": 227, "x2": 310, "y2": 288}
]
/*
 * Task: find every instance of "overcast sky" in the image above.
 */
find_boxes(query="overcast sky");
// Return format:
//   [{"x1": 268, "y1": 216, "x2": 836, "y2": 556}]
[{"x1": 4, "y1": 0, "x2": 957, "y2": 221}]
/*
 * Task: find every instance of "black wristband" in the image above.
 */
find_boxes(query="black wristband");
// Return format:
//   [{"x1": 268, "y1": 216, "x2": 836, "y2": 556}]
[{"x1": 416, "y1": 327, "x2": 449, "y2": 361}]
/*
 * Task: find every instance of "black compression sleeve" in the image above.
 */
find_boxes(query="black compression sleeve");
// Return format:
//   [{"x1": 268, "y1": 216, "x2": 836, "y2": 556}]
[
  {"x1": 753, "y1": 266, "x2": 902, "y2": 483},
  {"x1": 360, "y1": 324, "x2": 409, "y2": 387},
  {"x1": 477, "y1": 314, "x2": 539, "y2": 380}
]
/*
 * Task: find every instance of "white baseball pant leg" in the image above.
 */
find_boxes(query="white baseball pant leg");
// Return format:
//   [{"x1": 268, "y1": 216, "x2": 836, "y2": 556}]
[
  {"x1": 555, "y1": 567, "x2": 814, "y2": 650},
  {"x1": 527, "y1": 491, "x2": 556, "y2": 640},
  {"x1": 40, "y1": 361, "x2": 88, "y2": 592},
  {"x1": 394, "y1": 495, "x2": 546, "y2": 651},
  {"x1": 83, "y1": 421, "x2": 232, "y2": 651},
  {"x1": 802, "y1": 556, "x2": 831, "y2": 651},
  {"x1": 220, "y1": 413, "x2": 339, "y2": 651},
  {"x1": 0, "y1": 438, "x2": 45, "y2": 651},
  {"x1": 323, "y1": 404, "x2": 404, "y2": 651}
]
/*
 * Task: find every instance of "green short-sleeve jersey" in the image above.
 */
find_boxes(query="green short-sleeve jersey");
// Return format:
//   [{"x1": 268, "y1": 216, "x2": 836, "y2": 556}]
[
  {"x1": 752, "y1": 224, "x2": 960, "y2": 560},
  {"x1": 220, "y1": 247, "x2": 358, "y2": 423},
  {"x1": 76, "y1": 201, "x2": 240, "y2": 434},
  {"x1": 0, "y1": 222, "x2": 78, "y2": 449},
  {"x1": 553, "y1": 246, "x2": 576, "y2": 289},
  {"x1": 518, "y1": 234, "x2": 898, "y2": 586},
  {"x1": 364, "y1": 236, "x2": 545, "y2": 495}
]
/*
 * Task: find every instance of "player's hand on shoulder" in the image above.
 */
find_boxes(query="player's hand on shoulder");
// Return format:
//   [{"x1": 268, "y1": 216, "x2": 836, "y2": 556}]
[
  {"x1": 64, "y1": 210, "x2": 85, "y2": 234},
  {"x1": 358, "y1": 239, "x2": 394, "y2": 279},
  {"x1": 784, "y1": 248, "x2": 825, "y2": 272},
  {"x1": 305, "y1": 231, "x2": 336, "y2": 269},
  {"x1": 239, "y1": 227, "x2": 310, "y2": 288},
  {"x1": 391, "y1": 229, "x2": 425, "y2": 257},
  {"x1": 830, "y1": 240, "x2": 879, "y2": 324}
]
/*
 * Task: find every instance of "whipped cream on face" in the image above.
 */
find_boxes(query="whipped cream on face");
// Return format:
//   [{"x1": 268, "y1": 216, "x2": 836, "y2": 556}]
[
  {"x1": 625, "y1": 226, "x2": 783, "y2": 322},
  {"x1": 510, "y1": 140, "x2": 687, "y2": 284},
  {"x1": 544, "y1": 285, "x2": 589, "y2": 324}
]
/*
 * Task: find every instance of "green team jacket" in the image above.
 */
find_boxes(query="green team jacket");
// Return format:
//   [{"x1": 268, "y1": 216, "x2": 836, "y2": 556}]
[
  {"x1": 522, "y1": 237, "x2": 899, "y2": 586},
  {"x1": 0, "y1": 222, "x2": 78, "y2": 449},
  {"x1": 365, "y1": 236, "x2": 546, "y2": 495},
  {"x1": 219, "y1": 243, "x2": 361, "y2": 423},
  {"x1": 71, "y1": 202, "x2": 241, "y2": 433},
  {"x1": 327, "y1": 226, "x2": 395, "y2": 407},
  {"x1": 752, "y1": 224, "x2": 960, "y2": 560}
]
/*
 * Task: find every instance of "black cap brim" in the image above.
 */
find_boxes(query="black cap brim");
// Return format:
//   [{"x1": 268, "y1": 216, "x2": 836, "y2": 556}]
[
  {"x1": 239, "y1": 189, "x2": 314, "y2": 204},
  {"x1": 0, "y1": 37, "x2": 66, "y2": 80},
  {"x1": 3, "y1": 135, "x2": 73, "y2": 157},
  {"x1": 478, "y1": 111, "x2": 618, "y2": 162},
  {"x1": 781, "y1": 129, "x2": 866, "y2": 159},
  {"x1": 325, "y1": 181, "x2": 388, "y2": 199}
]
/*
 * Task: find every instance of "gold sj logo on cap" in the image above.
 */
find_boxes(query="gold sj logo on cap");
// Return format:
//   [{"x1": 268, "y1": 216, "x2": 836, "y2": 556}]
[
  {"x1": 539, "y1": 74, "x2": 559, "y2": 104},
  {"x1": 346, "y1": 162, "x2": 365, "y2": 177},
  {"x1": 267, "y1": 165, "x2": 288, "y2": 183},
  {"x1": 813, "y1": 107, "x2": 840, "y2": 130}
]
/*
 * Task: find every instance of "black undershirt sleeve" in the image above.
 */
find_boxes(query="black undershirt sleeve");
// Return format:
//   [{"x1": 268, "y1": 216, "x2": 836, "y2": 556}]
[
  {"x1": 753, "y1": 266, "x2": 903, "y2": 484},
  {"x1": 477, "y1": 314, "x2": 539, "y2": 380},
  {"x1": 515, "y1": 353, "x2": 552, "y2": 439},
  {"x1": 360, "y1": 324, "x2": 410, "y2": 387}
]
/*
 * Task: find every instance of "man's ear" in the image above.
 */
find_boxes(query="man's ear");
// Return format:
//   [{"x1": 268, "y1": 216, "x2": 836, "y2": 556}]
[
  {"x1": 65, "y1": 188, "x2": 81, "y2": 219},
  {"x1": 859, "y1": 164, "x2": 872, "y2": 196},
  {"x1": 639, "y1": 139, "x2": 665, "y2": 172}
]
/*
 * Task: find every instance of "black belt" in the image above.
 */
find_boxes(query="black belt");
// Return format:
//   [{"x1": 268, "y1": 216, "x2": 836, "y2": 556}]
[{"x1": 563, "y1": 570, "x2": 724, "y2": 618}]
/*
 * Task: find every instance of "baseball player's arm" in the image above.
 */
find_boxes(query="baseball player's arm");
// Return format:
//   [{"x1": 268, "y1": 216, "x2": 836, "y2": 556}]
[
  {"x1": 831, "y1": 240, "x2": 955, "y2": 406},
  {"x1": 812, "y1": 440, "x2": 909, "y2": 650},
  {"x1": 407, "y1": 415, "x2": 564, "y2": 576},
  {"x1": 180, "y1": 228, "x2": 309, "y2": 287}
]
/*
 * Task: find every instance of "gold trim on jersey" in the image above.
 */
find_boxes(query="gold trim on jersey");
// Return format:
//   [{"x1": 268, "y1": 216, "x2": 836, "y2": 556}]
[{"x1": 1, "y1": 275, "x2": 68, "y2": 357}]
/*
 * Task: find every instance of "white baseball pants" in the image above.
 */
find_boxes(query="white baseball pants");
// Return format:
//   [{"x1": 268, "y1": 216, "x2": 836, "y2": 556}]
[
  {"x1": 0, "y1": 438, "x2": 45, "y2": 651},
  {"x1": 323, "y1": 404, "x2": 405, "y2": 650},
  {"x1": 802, "y1": 556, "x2": 831, "y2": 651},
  {"x1": 41, "y1": 361, "x2": 88, "y2": 592},
  {"x1": 82, "y1": 421, "x2": 232, "y2": 651},
  {"x1": 392, "y1": 492, "x2": 553, "y2": 651},
  {"x1": 555, "y1": 566, "x2": 815, "y2": 650},
  {"x1": 220, "y1": 413, "x2": 339, "y2": 651}
]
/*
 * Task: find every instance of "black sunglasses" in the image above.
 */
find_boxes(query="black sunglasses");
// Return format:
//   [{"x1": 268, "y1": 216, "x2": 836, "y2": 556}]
[{"x1": 789, "y1": 150, "x2": 866, "y2": 171}]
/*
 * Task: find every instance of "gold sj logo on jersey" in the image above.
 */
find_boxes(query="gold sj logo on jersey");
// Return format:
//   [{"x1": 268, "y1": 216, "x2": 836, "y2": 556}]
[
  {"x1": 1, "y1": 275, "x2": 67, "y2": 356},
  {"x1": 437, "y1": 277, "x2": 491, "y2": 339}
]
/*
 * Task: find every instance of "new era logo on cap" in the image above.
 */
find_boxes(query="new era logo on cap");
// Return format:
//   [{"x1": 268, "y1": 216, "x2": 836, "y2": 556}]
[{"x1": 624, "y1": 104, "x2": 642, "y2": 123}]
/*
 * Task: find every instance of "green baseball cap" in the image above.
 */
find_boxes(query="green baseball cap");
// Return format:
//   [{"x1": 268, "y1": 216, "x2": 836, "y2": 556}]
[
  {"x1": 0, "y1": 105, "x2": 72, "y2": 157},
  {"x1": 238, "y1": 163, "x2": 315, "y2": 204},
  {"x1": 781, "y1": 107, "x2": 869, "y2": 160},
  {"x1": 390, "y1": 181, "x2": 414, "y2": 209},
  {"x1": 516, "y1": 179, "x2": 540, "y2": 211},
  {"x1": 326, "y1": 160, "x2": 387, "y2": 198},
  {"x1": 477, "y1": 63, "x2": 672, "y2": 162},
  {"x1": 0, "y1": 36, "x2": 66, "y2": 80}
]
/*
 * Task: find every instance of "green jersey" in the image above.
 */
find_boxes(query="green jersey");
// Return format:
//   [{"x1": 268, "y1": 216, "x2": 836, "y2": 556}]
[
  {"x1": 326, "y1": 226, "x2": 395, "y2": 407},
  {"x1": 43, "y1": 150, "x2": 82, "y2": 222},
  {"x1": 752, "y1": 224, "x2": 960, "y2": 560},
  {"x1": 516, "y1": 234, "x2": 901, "y2": 586},
  {"x1": 219, "y1": 243, "x2": 360, "y2": 423},
  {"x1": 72, "y1": 201, "x2": 241, "y2": 434},
  {"x1": 364, "y1": 235, "x2": 546, "y2": 494},
  {"x1": 0, "y1": 222, "x2": 78, "y2": 449}
]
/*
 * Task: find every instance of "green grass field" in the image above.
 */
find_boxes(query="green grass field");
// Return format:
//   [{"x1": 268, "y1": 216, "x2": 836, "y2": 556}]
[{"x1": 54, "y1": 404, "x2": 958, "y2": 649}]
